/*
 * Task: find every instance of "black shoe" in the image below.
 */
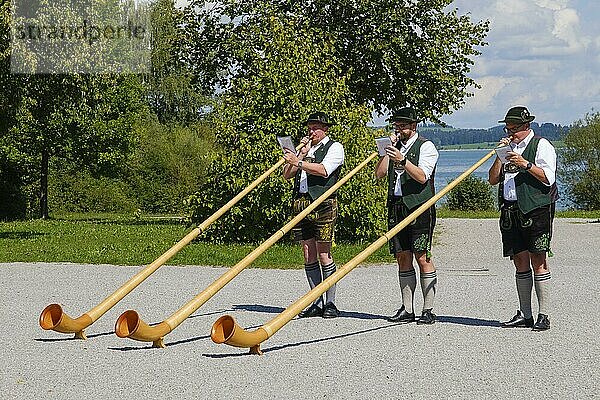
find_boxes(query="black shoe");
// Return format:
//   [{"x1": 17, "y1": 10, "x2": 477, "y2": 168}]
[
  {"x1": 417, "y1": 309, "x2": 436, "y2": 325},
  {"x1": 298, "y1": 304, "x2": 323, "y2": 318},
  {"x1": 386, "y1": 306, "x2": 415, "y2": 323},
  {"x1": 532, "y1": 313, "x2": 550, "y2": 331},
  {"x1": 322, "y1": 303, "x2": 340, "y2": 319},
  {"x1": 501, "y1": 310, "x2": 534, "y2": 328}
]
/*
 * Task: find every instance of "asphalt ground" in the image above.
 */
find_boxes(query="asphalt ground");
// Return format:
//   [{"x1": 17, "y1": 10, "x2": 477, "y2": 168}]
[{"x1": 1, "y1": 218, "x2": 598, "y2": 399}]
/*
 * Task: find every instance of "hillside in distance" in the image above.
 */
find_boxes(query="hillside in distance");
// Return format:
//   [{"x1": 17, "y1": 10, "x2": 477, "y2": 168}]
[{"x1": 418, "y1": 123, "x2": 568, "y2": 147}]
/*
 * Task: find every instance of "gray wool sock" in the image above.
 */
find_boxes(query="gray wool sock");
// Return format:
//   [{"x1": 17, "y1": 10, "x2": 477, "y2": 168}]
[
  {"x1": 398, "y1": 269, "x2": 417, "y2": 313},
  {"x1": 516, "y1": 270, "x2": 533, "y2": 318},
  {"x1": 321, "y1": 262, "x2": 337, "y2": 305},
  {"x1": 420, "y1": 270, "x2": 437, "y2": 311},
  {"x1": 304, "y1": 262, "x2": 323, "y2": 307},
  {"x1": 534, "y1": 271, "x2": 551, "y2": 315}
]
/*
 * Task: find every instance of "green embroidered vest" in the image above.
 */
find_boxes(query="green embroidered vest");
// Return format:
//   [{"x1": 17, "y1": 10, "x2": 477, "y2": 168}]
[
  {"x1": 294, "y1": 139, "x2": 342, "y2": 200},
  {"x1": 387, "y1": 137, "x2": 435, "y2": 209},
  {"x1": 498, "y1": 136, "x2": 558, "y2": 214}
]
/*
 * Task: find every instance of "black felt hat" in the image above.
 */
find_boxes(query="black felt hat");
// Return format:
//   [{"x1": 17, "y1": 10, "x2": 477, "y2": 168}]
[
  {"x1": 304, "y1": 111, "x2": 335, "y2": 126},
  {"x1": 387, "y1": 107, "x2": 420, "y2": 123},
  {"x1": 498, "y1": 106, "x2": 535, "y2": 123}
]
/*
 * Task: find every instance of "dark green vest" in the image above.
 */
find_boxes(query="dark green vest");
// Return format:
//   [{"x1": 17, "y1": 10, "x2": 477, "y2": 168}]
[
  {"x1": 294, "y1": 139, "x2": 342, "y2": 200},
  {"x1": 387, "y1": 137, "x2": 435, "y2": 209},
  {"x1": 498, "y1": 136, "x2": 558, "y2": 214}
]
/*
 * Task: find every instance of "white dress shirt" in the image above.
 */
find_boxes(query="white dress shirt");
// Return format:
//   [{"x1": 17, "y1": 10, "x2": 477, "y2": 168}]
[
  {"x1": 394, "y1": 133, "x2": 439, "y2": 196},
  {"x1": 503, "y1": 130, "x2": 557, "y2": 201},
  {"x1": 298, "y1": 136, "x2": 345, "y2": 194}
]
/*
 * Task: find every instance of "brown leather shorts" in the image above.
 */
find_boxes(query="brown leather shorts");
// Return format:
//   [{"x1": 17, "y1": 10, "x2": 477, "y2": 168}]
[{"x1": 291, "y1": 197, "x2": 338, "y2": 243}]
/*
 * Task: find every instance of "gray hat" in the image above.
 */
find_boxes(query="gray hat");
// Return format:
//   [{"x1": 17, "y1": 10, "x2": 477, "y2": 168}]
[{"x1": 498, "y1": 106, "x2": 535, "y2": 124}]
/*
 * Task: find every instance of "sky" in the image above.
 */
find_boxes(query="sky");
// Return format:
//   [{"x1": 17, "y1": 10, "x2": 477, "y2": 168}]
[
  {"x1": 175, "y1": 1, "x2": 600, "y2": 129},
  {"x1": 437, "y1": 0, "x2": 600, "y2": 128}
]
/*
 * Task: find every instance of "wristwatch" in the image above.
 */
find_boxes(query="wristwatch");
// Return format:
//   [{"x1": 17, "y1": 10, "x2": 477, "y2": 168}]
[
  {"x1": 525, "y1": 161, "x2": 533, "y2": 170},
  {"x1": 297, "y1": 161, "x2": 303, "y2": 169},
  {"x1": 399, "y1": 158, "x2": 407, "y2": 166}
]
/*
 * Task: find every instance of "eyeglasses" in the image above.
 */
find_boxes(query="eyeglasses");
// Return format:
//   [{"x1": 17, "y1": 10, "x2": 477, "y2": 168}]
[
  {"x1": 393, "y1": 122, "x2": 413, "y2": 130},
  {"x1": 503, "y1": 124, "x2": 526, "y2": 135},
  {"x1": 307, "y1": 124, "x2": 326, "y2": 132}
]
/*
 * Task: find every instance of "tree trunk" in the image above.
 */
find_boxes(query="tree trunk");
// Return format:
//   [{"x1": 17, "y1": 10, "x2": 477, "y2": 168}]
[{"x1": 40, "y1": 147, "x2": 49, "y2": 219}]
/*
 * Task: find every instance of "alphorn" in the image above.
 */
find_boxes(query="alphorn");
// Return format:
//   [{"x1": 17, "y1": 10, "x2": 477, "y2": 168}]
[
  {"x1": 211, "y1": 148, "x2": 497, "y2": 354},
  {"x1": 115, "y1": 152, "x2": 379, "y2": 348},
  {"x1": 39, "y1": 144, "x2": 304, "y2": 339}
]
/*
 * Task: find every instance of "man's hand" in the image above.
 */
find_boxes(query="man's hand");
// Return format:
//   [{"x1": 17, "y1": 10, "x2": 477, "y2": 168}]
[
  {"x1": 499, "y1": 136, "x2": 512, "y2": 146},
  {"x1": 284, "y1": 148, "x2": 300, "y2": 166},
  {"x1": 299, "y1": 136, "x2": 311, "y2": 156},
  {"x1": 506, "y1": 151, "x2": 528, "y2": 169},
  {"x1": 384, "y1": 145, "x2": 404, "y2": 163}
]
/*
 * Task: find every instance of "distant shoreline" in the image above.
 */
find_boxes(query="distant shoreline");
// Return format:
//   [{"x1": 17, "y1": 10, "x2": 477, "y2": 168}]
[{"x1": 439, "y1": 140, "x2": 565, "y2": 150}]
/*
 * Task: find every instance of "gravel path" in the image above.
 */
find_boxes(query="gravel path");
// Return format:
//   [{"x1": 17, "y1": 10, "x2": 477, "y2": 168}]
[{"x1": 1, "y1": 218, "x2": 598, "y2": 399}]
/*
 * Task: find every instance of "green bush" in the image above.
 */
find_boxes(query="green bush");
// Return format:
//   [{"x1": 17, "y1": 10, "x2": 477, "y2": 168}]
[
  {"x1": 129, "y1": 119, "x2": 216, "y2": 213},
  {"x1": 49, "y1": 168, "x2": 137, "y2": 213},
  {"x1": 47, "y1": 118, "x2": 215, "y2": 214},
  {"x1": 445, "y1": 175, "x2": 495, "y2": 211},
  {"x1": 560, "y1": 111, "x2": 600, "y2": 210}
]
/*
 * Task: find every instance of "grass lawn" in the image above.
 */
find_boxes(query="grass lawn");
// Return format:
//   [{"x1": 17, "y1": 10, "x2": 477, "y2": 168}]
[
  {"x1": 1, "y1": 210, "x2": 597, "y2": 268},
  {"x1": 0, "y1": 213, "x2": 393, "y2": 268}
]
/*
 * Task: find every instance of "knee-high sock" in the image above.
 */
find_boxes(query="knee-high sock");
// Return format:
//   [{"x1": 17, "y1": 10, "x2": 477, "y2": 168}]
[
  {"x1": 534, "y1": 271, "x2": 551, "y2": 315},
  {"x1": 305, "y1": 262, "x2": 323, "y2": 307},
  {"x1": 321, "y1": 262, "x2": 337, "y2": 305},
  {"x1": 516, "y1": 270, "x2": 533, "y2": 318},
  {"x1": 420, "y1": 270, "x2": 437, "y2": 311},
  {"x1": 398, "y1": 269, "x2": 417, "y2": 313}
]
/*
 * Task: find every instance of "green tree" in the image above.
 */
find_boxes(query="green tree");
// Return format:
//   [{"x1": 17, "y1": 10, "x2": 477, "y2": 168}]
[
  {"x1": 183, "y1": 0, "x2": 489, "y2": 120},
  {"x1": 0, "y1": 146, "x2": 28, "y2": 220},
  {"x1": 2, "y1": 1, "x2": 150, "y2": 218},
  {"x1": 560, "y1": 111, "x2": 600, "y2": 210},
  {"x1": 185, "y1": 15, "x2": 385, "y2": 242},
  {"x1": 6, "y1": 73, "x2": 147, "y2": 218},
  {"x1": 148, "y1": 0, "x2": 207, "y2": 124}
]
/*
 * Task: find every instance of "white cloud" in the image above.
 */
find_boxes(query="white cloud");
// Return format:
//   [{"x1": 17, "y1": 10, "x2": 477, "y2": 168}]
[
  {"x1": 463, "y1": 76, "x2": 519, "y2": 112},
  {"x1": 535, "y1": 0, "x2": 569, "y2": 11},
  {"x1": 442, "y1": 0, "x2": 599, "y2": 127},
  {"x1": 550, "y1": 8, "x2": 586, "y2": 51}
]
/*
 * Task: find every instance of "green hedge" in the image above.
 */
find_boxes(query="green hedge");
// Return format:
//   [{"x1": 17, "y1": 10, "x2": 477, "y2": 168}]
[{"x1": 445, "y1": 175, "x2": 496, "y2": 211}]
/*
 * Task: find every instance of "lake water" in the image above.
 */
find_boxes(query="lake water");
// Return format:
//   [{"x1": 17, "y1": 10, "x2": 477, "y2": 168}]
[{"x1": 434, "y1": 149, "x2": 566, "y2": 209}]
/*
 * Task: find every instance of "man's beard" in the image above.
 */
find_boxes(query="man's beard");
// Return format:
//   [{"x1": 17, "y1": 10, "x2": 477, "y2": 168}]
[{"x1": 399, "y1": 130, "x2": 412, "y2": 143}]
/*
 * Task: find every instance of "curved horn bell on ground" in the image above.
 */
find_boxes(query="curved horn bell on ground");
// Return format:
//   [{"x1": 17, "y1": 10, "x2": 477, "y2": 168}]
[
  {"x1": 115, "y1": 310, "x2": 172, "y2": 348},
  {"x1": 211, "y1": 316, "x2": 268, "y2": 354},
  {"x1": 39, "y1": 149, "x2": 299, "y2": 339},
  {"x1": 212, "y1": 148, "x2": 498, "y2": 354},
  {"x1": 115, "y1": 152, "x2": 379, "y2": 347},
  {"x1": 39, "y1": 304, "x2": 92, "y2": 339}
]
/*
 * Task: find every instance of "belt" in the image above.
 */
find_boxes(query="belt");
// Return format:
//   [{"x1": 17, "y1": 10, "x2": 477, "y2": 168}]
[{"x1": 502, "y1": 200, "x2": 519, "y2": 210}]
